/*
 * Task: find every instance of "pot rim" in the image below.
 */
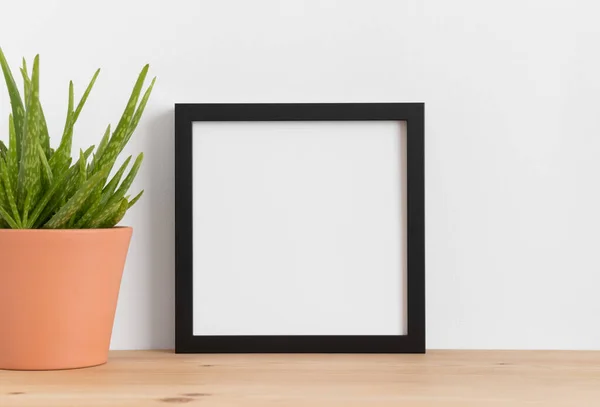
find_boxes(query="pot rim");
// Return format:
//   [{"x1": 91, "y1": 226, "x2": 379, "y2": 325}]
[{"x1": 0, "y1": 226, "x2": 132, "y2": 233}]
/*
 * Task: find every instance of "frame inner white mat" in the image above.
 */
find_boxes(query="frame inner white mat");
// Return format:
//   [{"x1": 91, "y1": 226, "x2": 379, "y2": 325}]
[{"x1": 192, "y1": 121, "x2": 407, "y2": 336}]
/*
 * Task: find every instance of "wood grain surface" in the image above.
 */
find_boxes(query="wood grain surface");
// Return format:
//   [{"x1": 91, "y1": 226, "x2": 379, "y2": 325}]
[{"x1": 1, "y1": 350, "x2": 599, "y2": 406}]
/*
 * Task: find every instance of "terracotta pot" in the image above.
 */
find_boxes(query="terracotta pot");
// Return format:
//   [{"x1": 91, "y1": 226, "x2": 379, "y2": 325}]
[{"x1": 0, "y1": 227, "x2": 132, "y2": 370}]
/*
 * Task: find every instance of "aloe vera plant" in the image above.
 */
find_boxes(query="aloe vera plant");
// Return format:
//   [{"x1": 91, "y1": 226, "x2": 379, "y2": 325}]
[{"x1": 0, "y1": 48, "x2": 154, "y2": 229}]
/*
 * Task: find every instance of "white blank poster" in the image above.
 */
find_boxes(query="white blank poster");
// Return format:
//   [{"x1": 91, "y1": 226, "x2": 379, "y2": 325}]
[{"x1": 192, "y1": 121, "x2": 407, "y2": 336}]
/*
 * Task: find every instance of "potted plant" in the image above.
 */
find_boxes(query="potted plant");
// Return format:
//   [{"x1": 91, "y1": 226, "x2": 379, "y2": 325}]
[{"x1": 0, "y1": 48, "x2": 155, "y2": 370}]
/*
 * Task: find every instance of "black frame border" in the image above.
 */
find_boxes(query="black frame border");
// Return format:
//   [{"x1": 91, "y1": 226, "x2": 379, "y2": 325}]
[{"x1": 175, "y1": 103, "x2": 425, "y2": 353}]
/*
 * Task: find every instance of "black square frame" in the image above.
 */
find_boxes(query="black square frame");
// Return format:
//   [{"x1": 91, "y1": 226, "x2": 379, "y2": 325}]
[{"x1": 175, "y1": 103, "x2": 425, "y2": 353}]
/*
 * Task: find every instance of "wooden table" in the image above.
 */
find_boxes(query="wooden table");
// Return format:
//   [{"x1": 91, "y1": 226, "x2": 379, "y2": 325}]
[{"x1": 1, "y1": 350, "x2": 599, "y2": 406}]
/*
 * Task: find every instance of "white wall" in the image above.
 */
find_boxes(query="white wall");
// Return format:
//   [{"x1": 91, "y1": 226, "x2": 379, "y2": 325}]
[{"x1": 1, "y1": 0, "x2": 599, "y2": 350}]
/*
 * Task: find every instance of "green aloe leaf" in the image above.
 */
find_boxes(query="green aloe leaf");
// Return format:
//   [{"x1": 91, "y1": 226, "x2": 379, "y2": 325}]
[
  {"x1": 20, "y1": 67, "x2": 31, "y2": 106},
  {"x1": 128, "y1": 189, "x2": 143, "y2": 209},
  {"x1": 37, "y1": 141, "x2": 53, "y2": 184},
  {"x1": 97, "y1": 124, "x2": 111, "y2": 155},
  {"x1": 23, "y1": 58, "x2": 51, "y2": 158},
  {"x1": 22, "y1": 190, "x2": 31, "y2": 226},
  {"x1": 7, "y1": 114, "x2": 18, "y2": 189},
  {"x1": 0, "y1": 140, "x2": 7, "y2": 158},
  {"x1": 51, "y1": 70, "x2": 100, "y2": 176},
  {"x1": 89, "y1": 124, "x2": 110, "y2": 173},
  {"x1": 74, "y1": 189, "x2": 101, "y2": 229},
  {"x1": 63, "y1": 152, "x2": 90, "y2": 203},
  {"x1": 51, "y1": 145, "x2": 94, "y2": 206},
  {"x1": 0, "y1": 180, "x2": 8, "y2": 229},
  {"x1": 78, "y1": 148, "x2": 87, "y2": 186},
  {"x1": 122, "y1": 76, "x2": 156, "y2": 147},
  {"x1": 94, "y1": 65, "x2": 148, "y2": 172},
  {"x1": 50, "y1": 81, "x2": 74, "y2": 173},
  {"x1": 34, "y1": 145, "x2": 93, "y2": 228},
  {"x1": 43, "y1": 163, "x2": 110, "y2": 229},
  {"x1": 106, "y1": 153, "x2": 143, "y2": 208},
  {"x1": 113, "y1": 65, "x2": 148, "y2": 138},
  {"x1": 0, "y1": 47, "x2": 25, "y2": 162},
  {"x1": 0, "y1": 204, "x2": 19, "y2": 229},
  {"x1": 76, "y1": 155, "x2": 132, "y2": 228},
  {"x1": 73, "y1": 68, "x2": 100, "y2": 122},
  {"x1": 0, "y1": 155, "x2": 8, "y2": 228},
  {"x1": 83, "y1": 153, "x2": 142, "y2": 229},
  {"x1": 0, "y1": 172, "x2": 8, "y2": 210},
  {"x1": 17, "y1": 55, "x2": 42, "y2": 211},
  {"x1": 88, "y1": 197, "x2": 125, "y2": 229},
  {"x1": 26, "y1": 165, "x2": 72, "y2": 228},
  {"x1": 68, "y1": 149, "x2": 89, "y2": 228},
  {"x1": 79, "y1": 180, "x2": 102, "y2": 219},
  {"x1": 103, "y1": 155, "x2": 132, "y2": 198},
  {"x1": 104, "y1": 197, "x2": 129, "y2": 227},
  {"x1": 0, "y1": 157, "x2": 21, "y2": 227},
  {"x1": 36, "y1": 103, "x2": 51, "y2": 158}
]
